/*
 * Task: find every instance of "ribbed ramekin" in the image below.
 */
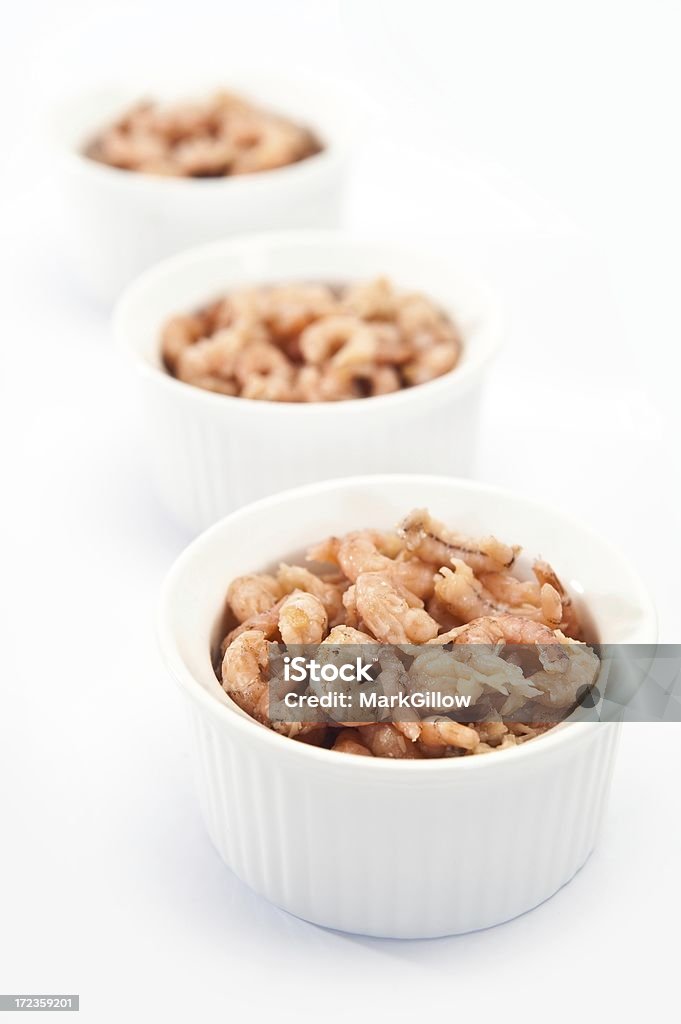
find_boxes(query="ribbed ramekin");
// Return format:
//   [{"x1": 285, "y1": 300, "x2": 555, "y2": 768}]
[
  {"x1": 50, "y1": 73, "x2": 354, "y2": 302},
  {"x1": 115, "y1": 232, "x2": 503, "y2": 535},
  {"x1": 158, "y1": 475, "x2": 657, "y2": 938}
]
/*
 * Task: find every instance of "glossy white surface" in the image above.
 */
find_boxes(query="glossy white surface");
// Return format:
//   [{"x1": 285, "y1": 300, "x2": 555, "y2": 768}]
[{"x1": 115, "y1": 232, "x2": 502, "y2": 533}]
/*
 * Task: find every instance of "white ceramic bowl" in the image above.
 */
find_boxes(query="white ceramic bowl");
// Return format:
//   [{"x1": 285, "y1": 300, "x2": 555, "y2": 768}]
[
  {"x1": 115, "y1": 231, "x2": 503, "y2": 535},
  {"x1": 51, "y1": 73, "x2": 353, "y2": 302},
  {"x1": 158, "y1": 474, "x2": 657, "y2": 938}
]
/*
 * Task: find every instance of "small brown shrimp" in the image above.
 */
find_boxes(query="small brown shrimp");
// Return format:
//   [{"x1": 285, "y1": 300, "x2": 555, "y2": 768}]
[
  {"x1": 222, "y1": 597, "x2": 285, "y2": 651},
  {"x1": 418, "y1": 718, "x2": 479, "y2": 751},
  {"x1": 161, "y1": 314, "x2": 206, "y2": 372},
  {"x1": 435, "y1": 560, "x2": 561, "y2": 628},
  {"x1": 221, "y1": 629, "x2": 270, "y2": 721},
  {"x1": 341, "y1": 585, "x2": 360, "y2": 628},
  {"x1": 399, "y1": 508, "x2": 518, "y2": 574},
  {"x1": 343, "y1": 277, "x2": 396, "y2": 320},
  {"x1": 332, "y1": 729, "x2": 374, "y2": 756},
  {"x1": 478, "y1": 571, "x2": 541, "y2": 608},
  {"x1": 234, "y1": 341, "x2": 293, "y2": 387},
  {"x1": 402, "y1": 339, "x2": 460, "y2": 386},
  {"x1": 354, "y1": 573, "x2": 438, "y2": 644},
  {"x1": 231, "y1": 119, "x2": 309, "y2": 174},
  {"x1": 175, "y1": 324, "x2": 255, "y2": 386},
  {"x1": 452, "y1": 614, "x2": 570, "y2": 673},
  {"x1": 367, "y1": 365, "x2": 402, "y2": 395},
  {"x1": 396, "y1": 293, "x2": 461, "y2": 348},
  {"x1": 241, "y1": 375, "x2": 297, "y2": 402},
  {"x1": 96, "y1": 128, "x2": 168, "y2": 170},
  {"x1": 338, "y1": 531, "x2": 435, "y2": 599},
  {"x1": 306, "y1": 536, "x2": 342, "y2": 566},
  {"x1": 299, "y1": 315, "x2": 368, "y2": 365},
  {"x1": 323, "y1": 624, "x2": 377, "y2": 645},
  {"x1": 529, "y1": 638, "x2": 600, "y2": 708},
  {"x1": 479, "y1": 569, "x2": 563, "y2": 630},
  {"x1": 533, "y1": 560, "x2": 584, "y2": 640},
  {"x1": 227, "y1": 573, "x2": 283, "y2": 624},
  {"x1": 357, "y1": 724, "x2": 420, "y2": 758},
  {"x1": 475, "y1": 720, "x2": 509, "y2": 746},
  {"x1": 262, "y1": 284, "x2": 338, "y2": 340},
  {"x1": 278, "y1": 591, "x2": 328, "y2": 645},
  {"x1": 277, "y1": 563, "x2": 344, "y2": 624},
  {"x1": 174, "y1": 136, "x2": 235, "y2": 176},
  {"x1": 330, "y1": 324, "x2": 380, "y2": 370},
  {"x1": 295, "y1": 365, "x2": 359, "y2": 402}
]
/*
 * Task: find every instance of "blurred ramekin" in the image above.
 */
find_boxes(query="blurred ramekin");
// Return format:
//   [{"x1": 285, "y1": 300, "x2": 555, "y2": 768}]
[
  {"x1": 50, "y1": 73, "x2": 354, "y2": 302},
  {"x1": 115, "y1": 231, "x2": 503, "y2": 535},
  {"x1": 158, "y1": 474, "x2": 657, "y2": 938}
]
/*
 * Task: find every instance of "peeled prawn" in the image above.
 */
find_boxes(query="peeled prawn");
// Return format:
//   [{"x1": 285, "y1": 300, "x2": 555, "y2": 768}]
[
  {"x1": 337, "y1": 530, "x2": 435, "y2": 599},
  {"x1": 451, "y1": 614, "x2": 570, "y2": 673},
  {"x1": 227, "y1": 573, "x2": 283, "y2": 623},
  {"x1": 221, "y1": 629, "x2": 270, "y2": 721},
  {"x1": 354, "y1": 573, "x2": 438, "y2": 644},
  {"x1": 435, "y1": 560, "x2": 562, "y2": 628},
  {"x1": 278, "y1": 591, "x2": 328, "y2": 645},
  {"x1": 399, "y1": 508, "x2": 518, "y2": 574}
]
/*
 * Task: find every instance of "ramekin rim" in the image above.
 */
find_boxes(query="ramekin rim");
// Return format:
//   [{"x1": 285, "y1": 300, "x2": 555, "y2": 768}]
[
  {"x1": 113, "y1": 229, "x2": 505, "y2": 416},
  {"x1": 157, "y1": 473, "x2": 658, "y2": 774}
]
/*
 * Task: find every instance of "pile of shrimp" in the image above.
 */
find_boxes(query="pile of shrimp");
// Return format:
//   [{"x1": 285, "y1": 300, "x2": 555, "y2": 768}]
[
  {"x1": 161, "y1": 278, "x2": 462, "y2": 401},
  {"x1": 218, "y1": 509, "x2": 599, "y2": 759},
  {"x1": 85, "y1": 91, "x2": 320, "y2": 178}
]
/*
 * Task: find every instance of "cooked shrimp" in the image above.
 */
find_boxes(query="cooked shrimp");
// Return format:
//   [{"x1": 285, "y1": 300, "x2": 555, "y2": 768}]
[
  {"x1": 337, "y1": 531, "x2": 435, "y2": 599},
  {"x1": 529, "y1": 638, "x2": 600, "y2": 708},
  {"x1": 343, "y1": 277, "x2": 396, "y2": 320},
  {"x1": 295, "y1": 365, "x2": 359, "y2": 402},
  {"x1": 435, "y1": 560, "x2": 561, "y2": 628},
  {"x1": 418, "y1": 718, "x2": 479, "y2": 751},
  {"x1": 221, "y1": 629, "x2": 270, "y2": 720},
  {"x1": 332, "y1": 729, "x2": 374, "y2": 756},
  {"x1": 263, "y1": 284, "x2": 338, "y2": 339},
  {"x1": 161, "y1": 314, "x2": 205, "y2": 372},
  {"x1": 354, "y1": 573, "x2": 438, "y2": 644},
  {"x1": 402, "y1": 340, "x2": 460, "y2": 386},
  {"x1": 222, "y1": 597, "x2": 285, "y2": 650},
  {"x1": 533, "y1": 560, "x2": 584, "y2": 640},
  {"x1": 299, "y1": 315, "x2": 369, "y2": 365},
  {"x1": 227, "y1": 573, "x2": 282, "y2": 623},
  {"x1": 480, "y1": 570, "x2": 563, "y2": 628},
  {"x1": 175, "y1": 324, "x2": 253, "y2": 385},
  {"x1": 234, "y1": 341, "x2": 293, "y2": 386},
  {"x1": 399, "y1": 508, "x2": 518, "y2": 574},
  {"x1": 357, "y1": 724, "x2": 420, "y2": 758},
  {"x1": 278, "y1": 591, "x2": 328, "y2": 645},
  {"x1": 323, "y1": 624, "x2": 376, "y2": 645},
  {"x1": 396, "y1": 292, "x2": 458, "y2": 344},
  {"x1": 277, "y1": 563, "x2": 344, "y2": 623},
  {"x1": 451, "y1": 614, "x2": 570, "y2": 673},
  {"x1": 306, "y1": 536, "x2": 342, "y2": 566}
]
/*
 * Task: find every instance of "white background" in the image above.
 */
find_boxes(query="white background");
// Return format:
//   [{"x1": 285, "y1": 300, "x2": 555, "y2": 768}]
[{"x1": 1, "y1": 1, "x2": 679, "y2": 1021}]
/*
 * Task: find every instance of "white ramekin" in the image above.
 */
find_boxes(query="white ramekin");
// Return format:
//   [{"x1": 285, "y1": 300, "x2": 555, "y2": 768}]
[
  {"x1": 115, "y1": 231, "x2": 503, "y2": 536},
  {"x1": 50, "y1": 73, "x2": 353, "y2": 302},
  {"x1": 158, "y1": 474, "x2": 657, "y2": 939}
]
